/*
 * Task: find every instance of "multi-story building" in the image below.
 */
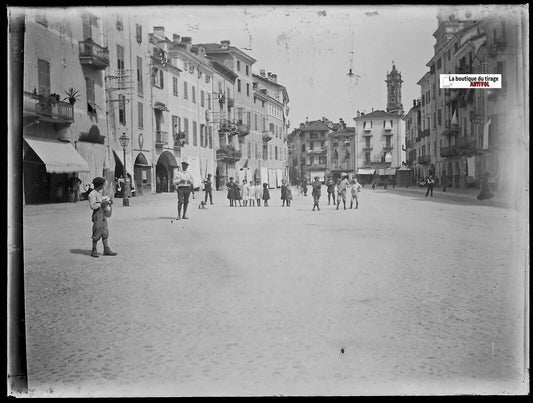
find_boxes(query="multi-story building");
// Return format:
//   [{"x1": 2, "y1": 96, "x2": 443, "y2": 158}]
[
  {"x1": 104, "y1": 11, "x2": 153, "y2": 196},
  {"x1": 167, "y1": 34, "x2": 216, "y2": 191},
  {"x1": 416, "y1": 5, "x2": 527, "y2": 195},
  {"x1": 200, "y1": 40, "x2": 256, "y2": 188},
  {"x1": 353, "y1": 110, "x2": 405, "y2": 185},
  {"x1": 293, "y1": 118, "x2": 332, "y2": 183},
  {"x1": 326, "y1": 119, "x2": 356, "y2": 180},
  {"x1": 252, "y1": 70, "x2": 290, "y2": 187},
  {"x1": 22, "y1": 9, "x2": 107, "y2": 204},
  {"x1": 403, "y1": 99, "x2": 421, "y2": 182},
  {"x1": 415, "y1": 71, "x2": 433, "y2": 181}
]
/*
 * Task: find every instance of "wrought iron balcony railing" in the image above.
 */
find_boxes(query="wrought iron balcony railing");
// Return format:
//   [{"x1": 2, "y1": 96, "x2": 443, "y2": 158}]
[
  {"x1": 155, "y1": 130, "x2": 168, "y2": 146},
  {"x1": 23, "y1": 91, "x2": 74, "y2": 123},
  {"x1": 79, "y1": 39, "x2": 110, "y2": 69}
]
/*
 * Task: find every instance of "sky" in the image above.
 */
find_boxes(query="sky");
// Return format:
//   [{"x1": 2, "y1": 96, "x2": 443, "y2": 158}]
[{"x1": 144, "y1": 5, "x2": 440, "y2": 130}]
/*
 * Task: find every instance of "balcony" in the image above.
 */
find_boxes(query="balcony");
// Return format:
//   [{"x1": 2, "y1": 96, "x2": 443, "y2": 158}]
[
  {"x1": 262, "y1": 131, "x2": 273, "y2": 142},
  {"x1": 155, "y1": 130, "x2": 168, "y2": 147},
  {"x1": 307, "y1": 148, "x2": 326, "y2": 155},
  {"x1": 79, "y1": 39, "x2": 110, "y2": 69},
  {"x1": 23, "y1": 91, "x2": 74, "y2": 123},
  {"x1": 384, "y1": 123, "x2": 392, "y2": 131},
  {"x1": 216, "y1": 144, "x2": 242, "y2": 163},
  {"x1": 363, "y1": 146, "x2": 373, "y2": 151},
  {"x1": 173, "y1": 132, "x2": 186, "y2": 149},
  {"x1": 236, "y1": 122, "x2": 250, "y2": 137},
  {"x1": 362, "y1": 131, "x2": 372, "y2": 137},
  {"x1": 383, "y1": 145, "x2": 394, "y2": 152},
  {"x1": 440, "y1": 145, "x2": 458, "y2": 158},
  {"x1": 363, "y1": 126, "x2": 372, "y2": 132},
  {"x1": 418, "y1": 155, "x2": 431, "y2": 165}
]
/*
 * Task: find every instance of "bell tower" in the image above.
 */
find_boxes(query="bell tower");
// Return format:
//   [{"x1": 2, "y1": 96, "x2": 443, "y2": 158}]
[{"x1": 385, "y1": 62, "x2": 404, "y2": 115}]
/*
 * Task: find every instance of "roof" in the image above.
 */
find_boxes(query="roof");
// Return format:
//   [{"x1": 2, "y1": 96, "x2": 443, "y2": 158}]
[
  {"x1": 353, "y1": 110, "x2": 402, "y2": 120},
  {"x1": 200, "y1": 43, "x2": 257, "y2": 64},
  {"x1": 302, "y1": 121, "x2": 331, "y2": 132}
]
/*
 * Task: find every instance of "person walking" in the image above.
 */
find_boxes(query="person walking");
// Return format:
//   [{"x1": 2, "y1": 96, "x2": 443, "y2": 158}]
[
  {"x1": 301, "y1": 177, "x2": 308, "y2": 196},
  {"x1": 477, "y1": 171, "x2": 494, "y2": 200},
  {"x1": 241, "y1": 179, "x2": 249, "y2": 207},
  {"x1": 311, "y1": 176, "x2": 321, "y2": 211},
  {"x1": 281, "y1": 179, "x2": 290, "y2": 207},
  {"x1": 425, "y1": 174, "x2": 435, "y2": 197},
  {"x1": 326, "y1": 176, "x2": 336, "y2": 205},
  {"x1": 203, "y1": 173, "x2": 214, "y2": 205},
  {"x1": 349, "y1": 177, "x2": 362, "y2": 209},
  {"x1": 247, "y1": 181, "x2": 256, "y2": 207},
  {"x1": 255, "y1": 181, "x2": 263, "y2": 206},
  {"x1": 173, "y1": 161, "x2": 194, "y2": 220},
  {"x1": 88, "y1": 177, "x2": 117, "y2": 258},
  {"x1": 262, "y1": 183, "x2": 270, "y2": 206},
  {"x1": 227, "y1": 177, "x2": 235, "y2": 207},
  {"x1": 336, "y1": 173, "x2": 349, "y2": 210}
]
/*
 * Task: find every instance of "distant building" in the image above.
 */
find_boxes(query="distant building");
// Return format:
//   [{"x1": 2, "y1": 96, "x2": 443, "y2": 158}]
[
  {"x1": 353, "y1": 110, "x2": 405, "y2": 185},
  {"x1": 402, "y1": 99, "x2": 421, "y2": 183},
  {"x1": 326, "y1": 119, "x2": 356, "y2": 181}
]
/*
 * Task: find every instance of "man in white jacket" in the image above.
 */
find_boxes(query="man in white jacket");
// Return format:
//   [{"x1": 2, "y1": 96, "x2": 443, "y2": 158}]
[{"x1": 173, "y1": 161, "x2": 194, "y2": 220}]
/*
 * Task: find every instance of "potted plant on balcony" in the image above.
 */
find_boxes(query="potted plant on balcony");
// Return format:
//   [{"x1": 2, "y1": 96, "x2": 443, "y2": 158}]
[{"x1": 64, "y1": 88, "x2": 80, "y2": 105}]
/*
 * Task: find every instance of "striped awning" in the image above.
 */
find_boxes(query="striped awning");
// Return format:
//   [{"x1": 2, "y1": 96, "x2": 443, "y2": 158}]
[{"x1": 24, "y1": 137, "x2": 90, "y2": 173}]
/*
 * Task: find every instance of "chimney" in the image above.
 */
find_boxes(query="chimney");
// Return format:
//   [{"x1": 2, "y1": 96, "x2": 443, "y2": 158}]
[
  {"x1": 267, "y1": 72, "x2": 272, "y2": 79},
  {"x1": 260, "y1": 69, "x2": 266, "y2": 77},
  {"x1": 300, "y1": 123, "x2": 305, "y2": 130},
  {"x1": 271, "y1": 73, "x2": 277, "y2": 83},
  {"x1": 173, "y1": 34, "x2": 180, "y2": 44},
  {"x1": 305, "y1": 117, "x2": 309, "y2": 124},
  {"x1": 221, "y1": 40, "x2": 230, "y2": 49},
  {"x1": 181, "y1": 36, "x2": 192, "y2": 44},
  {"x1": 356, "y1": 110, "x2": 361, "y2": 118},
  {"x1": 413, "y1": 99, "x2": 417, "y2": 107},
  {"x1": 153, "y1": 26, "x2": 165, "y2": 38}
]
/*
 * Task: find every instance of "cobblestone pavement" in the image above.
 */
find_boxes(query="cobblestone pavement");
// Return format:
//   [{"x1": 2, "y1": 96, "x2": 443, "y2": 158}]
[{"x1": 19, "y1": 187, "x2": 528, "y2": 396}]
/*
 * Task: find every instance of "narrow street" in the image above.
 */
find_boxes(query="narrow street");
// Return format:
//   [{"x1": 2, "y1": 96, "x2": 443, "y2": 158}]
[{"x1": 21, "y1": 188, "x2": 527, "y2": 396}]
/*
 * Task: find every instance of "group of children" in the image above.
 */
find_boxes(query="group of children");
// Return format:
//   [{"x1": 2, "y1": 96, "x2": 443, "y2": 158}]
[
  {"x1": 226, "y1": 177, "x2": 293, "y2": 207},
  {"x1": 325, "y1": 174, "x2": 362, "y2": 210},
  {"x1": 226, "y1": 177, "x2": 270, "y2": 207}
]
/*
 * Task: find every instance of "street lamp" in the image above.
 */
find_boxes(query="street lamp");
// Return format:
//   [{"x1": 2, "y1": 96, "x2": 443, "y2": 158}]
[{"x1": 119, "y1": 133, "x2": 130, "y2": 206}]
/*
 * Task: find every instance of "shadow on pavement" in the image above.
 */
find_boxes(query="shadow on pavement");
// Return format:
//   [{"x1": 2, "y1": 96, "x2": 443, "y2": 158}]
[{"x1": 70, "y1": 249, "x2": 92, "y2": 256}]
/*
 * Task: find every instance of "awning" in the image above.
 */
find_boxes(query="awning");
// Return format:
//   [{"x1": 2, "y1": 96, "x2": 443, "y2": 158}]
[
  {"x1": 112, "y1": 150, "x2": 135, "y2": 177},
  {"x1": 384, "y1": 168, "x2": 397, "y2": 176},
  {"x1": 24, "y1": 137, "x2": 90, "y2": 173},
  {"x1": 357, "y1": 168, "x2": 375, "y2": 175}
]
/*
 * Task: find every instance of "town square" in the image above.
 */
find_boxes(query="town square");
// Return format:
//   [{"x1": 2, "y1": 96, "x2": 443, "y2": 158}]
[{"x1": 8, "y1": 4, "x2": 529, "y2": 397}]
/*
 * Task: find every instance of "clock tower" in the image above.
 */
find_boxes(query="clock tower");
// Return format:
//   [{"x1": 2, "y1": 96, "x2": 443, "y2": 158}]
[{"x1": 385, "y1": 62, "x2": 404, "y2": 115}]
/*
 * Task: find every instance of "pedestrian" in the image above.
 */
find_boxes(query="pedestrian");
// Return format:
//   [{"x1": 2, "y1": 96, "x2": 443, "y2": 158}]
[
  {"x1": 173, "y1": 161, "x2": 194, "y2": 220},
  {"x1": 425, "y1": 174, "x2": 435, "y2": 197},
  {"x1": 281, "y1": 179, "x2": 290, "y2": 207},
  {"x1": 326, "y1": 176, "x2": 336, "y2": 205},
  {"x1": 262, "y1": 183, "x2": 270, "y2": 206},
  {"x1": 349, "y1": 177, "x2": 362, "y2": 209},
  {"x1": 336, "y1": 173, "x2": 349, "y2": 210},
  {"x1": 241, "y1": 179, "x2": 249, "y2": 207},
  {"x1": 311, "y1": 176, "x2": 321, "y2": 211},
  {"x1": 234, "y1": 179, "x2": 242, "y2": 207},
  {"x1": 371, "y1": 179, "x2": 376, "y2": 190},
  {"x1": 117, "y1": 175, "x2": 124, "y2": 197},
  {"x1": 88, "y1": 177, "x2": 117, "y2": 258},
  {"x1": 55, "y1": 183, "x2": 63, "y2": 203},
  {"x1": 203, "y1": 173, "x2": 213, "y2": 205},
  {"x1": 247, "y1": 180, "x2": 256, "y2": 207},
  {"x1": 302, "y1": 177, "x2": 308, "y2": 196},
  {"x1": 477, "y1": 171, "x2": 494, "y2": 200},
  {"x1": 255, "y1": 181, "x2": 263, "y2": 206},
  {"x1": 286, "y1": 185, "x2": 293, "y2": 207},
  {"x1": 68, "y1": 177, "x2": 81, "y2": 203},
  {"x1": 227, "y1": 177, "x2": 235, "y2": 207}
]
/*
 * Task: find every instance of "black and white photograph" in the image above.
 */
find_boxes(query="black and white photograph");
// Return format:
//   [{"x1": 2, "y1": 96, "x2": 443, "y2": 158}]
[{"x1": 7, "y1": 4, "x2": 529, "y2": 397}]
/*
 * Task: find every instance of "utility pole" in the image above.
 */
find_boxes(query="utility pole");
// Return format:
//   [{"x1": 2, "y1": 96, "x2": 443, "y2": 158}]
[{"x1": 8, "y1": 7, "x2": 28, "y2": 395}]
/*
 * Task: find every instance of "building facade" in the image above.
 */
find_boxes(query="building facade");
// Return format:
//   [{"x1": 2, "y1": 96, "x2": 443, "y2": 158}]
[
  {"x1": 402, "y1": 99, "x2": 421, "y2": 184},
  {"x1": 22, "y1": 9, "x2": 106, "y2": 204}
]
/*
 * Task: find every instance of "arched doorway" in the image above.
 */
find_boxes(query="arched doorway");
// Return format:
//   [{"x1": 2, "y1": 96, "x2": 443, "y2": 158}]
[
  {"x1": 156, "y1": 151, "x2": 178, "y2": 193},
  {"x1": 134, "y1": 152, "x2": 150, "y2": 196}
]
